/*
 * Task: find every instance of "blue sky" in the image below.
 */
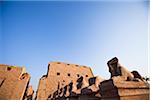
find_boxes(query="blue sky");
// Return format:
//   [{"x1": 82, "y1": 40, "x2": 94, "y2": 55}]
[{"x1": 0, "y1": 1, "x2": 149, "y2": 91}]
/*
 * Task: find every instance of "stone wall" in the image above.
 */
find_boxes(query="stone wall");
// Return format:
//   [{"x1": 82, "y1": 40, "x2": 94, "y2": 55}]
[
  {"x1": 24, "y1": 85, "x2": 34, "y2": 100},
  {"x1": 36, "y1": 62, "x2": 96, "y2": 100},
  {"x1": 0, "y1": 64, "x2": 31, "y2": 100},
  {"x1": 48, "y1": 76, "x2": 103, "y2": 100}
]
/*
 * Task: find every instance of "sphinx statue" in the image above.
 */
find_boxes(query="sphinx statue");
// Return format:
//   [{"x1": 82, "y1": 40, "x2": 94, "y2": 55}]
[{"x1": 107, "y1": 57, "x2": 143, "y2": 82}]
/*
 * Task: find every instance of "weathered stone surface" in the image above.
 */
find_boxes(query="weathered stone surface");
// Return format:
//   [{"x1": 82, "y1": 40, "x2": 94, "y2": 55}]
[
  {"x1": 100, "y1": 79, "x2": 150, "y2": 100},
  {"x1": 1, "y1": 57, "x2": 148, "y2": 100},
  {"x1": 0, "y1": 64, "x2": 31, "y2": 100},
  {"x1": 107, "y1": 57, "x2": 134, "y2": 81},
  {"x1": 36, "y1": 62, "x2": 104, "y2": 100},
  {"x1": 48, "y1": 76, "x2": 103, "y2": 100},
  {"x1": 100, "y1": 57, "x2": 150, "y2": 100},
  {"x1": 24, "y1": 85, "x2": 34, "y2": 100},
  {"x1": 36, "y1": 58, "x2": 150, "y2": 100}
]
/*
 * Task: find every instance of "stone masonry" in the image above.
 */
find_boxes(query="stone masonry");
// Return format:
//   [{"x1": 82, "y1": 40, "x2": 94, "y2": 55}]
[
  {"x1": 0, "y1": 64, "x2": 32, "y2": 100},
  {"x1": 0, "y1": 57, "x2": 149, "y2": 100},
  {"x1": 36, "y1": 58, "x2": 150, "y2": 100},
  {"x1": 35, "y1": 62, "x2": 104, "y2": 100}
]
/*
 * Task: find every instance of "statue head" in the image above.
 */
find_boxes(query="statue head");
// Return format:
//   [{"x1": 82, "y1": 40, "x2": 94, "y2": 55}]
[{"x1": 107, "y1": 57, "x2": 120, "y2": 77}]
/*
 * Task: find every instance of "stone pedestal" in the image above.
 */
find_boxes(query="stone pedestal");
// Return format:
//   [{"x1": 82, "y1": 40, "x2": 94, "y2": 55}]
[{"x1": 100, "y1": 79, "x2": 150, "y2": 100}]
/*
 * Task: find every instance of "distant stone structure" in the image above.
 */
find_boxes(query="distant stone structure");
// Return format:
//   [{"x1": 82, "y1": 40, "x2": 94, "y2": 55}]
[
  {"x1": 35, "y1": 62, "x2": 104, "y2": 100},
  {"x1": 0, "y1": 64, "x2": 33, "y2": 100}
]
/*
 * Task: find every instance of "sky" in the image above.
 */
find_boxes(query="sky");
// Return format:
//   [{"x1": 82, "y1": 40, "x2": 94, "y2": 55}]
[{"x1": 0, "y1": 1, "x2": 149, "y2": 91}]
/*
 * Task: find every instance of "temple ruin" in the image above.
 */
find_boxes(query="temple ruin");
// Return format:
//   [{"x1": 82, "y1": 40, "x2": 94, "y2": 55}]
[
  {"x1": 35, "y1": 62, "x2": 104, "y2": 100},
  {"x1": 0, "y1": 64, "x2": 33, "y2": 100},
  {"x1": 0, "y1": 57, "x2": 149, "y2": 100},
  {"x1": 36, "y1": 57, "x2": 150, "y2": 100}
]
